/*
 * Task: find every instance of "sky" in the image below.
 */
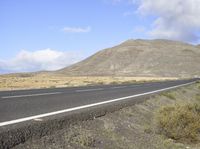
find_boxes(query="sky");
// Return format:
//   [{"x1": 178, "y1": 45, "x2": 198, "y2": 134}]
[{"x1": 1, "y1": 0, "x2": 200, "y2": 74}]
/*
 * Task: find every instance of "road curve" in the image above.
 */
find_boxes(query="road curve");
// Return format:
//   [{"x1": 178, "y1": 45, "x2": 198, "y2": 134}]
[{"x1": 0, "y1": 78, "x2": 198, "y2": 127}]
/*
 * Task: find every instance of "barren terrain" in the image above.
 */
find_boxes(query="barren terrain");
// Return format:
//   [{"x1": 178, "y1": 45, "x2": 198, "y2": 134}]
[{"x1": 0, "y1": 73, "x2": 177, "y2": 91}]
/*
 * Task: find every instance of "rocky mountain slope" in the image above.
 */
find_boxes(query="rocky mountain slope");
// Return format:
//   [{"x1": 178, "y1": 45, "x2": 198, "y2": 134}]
[{"x1": 57, "y1": 39, "x2": 200, "y2": 78}]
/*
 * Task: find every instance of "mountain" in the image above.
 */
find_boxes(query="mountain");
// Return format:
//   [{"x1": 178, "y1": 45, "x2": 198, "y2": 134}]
[{"x1": 56, "y1": 39, "x2": 200, "y2": 78}]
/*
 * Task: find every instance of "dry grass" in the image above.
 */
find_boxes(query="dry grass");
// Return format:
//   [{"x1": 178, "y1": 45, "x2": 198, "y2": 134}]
[
  {"x1": 155, "y1": 103, "x2": 200, "y2": 143},
  {"x1": 0, "y1": 73, "x2": 177, "y2": 91}
]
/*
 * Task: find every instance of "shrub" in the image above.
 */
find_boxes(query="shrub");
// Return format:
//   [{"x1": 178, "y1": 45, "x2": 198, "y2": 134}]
[
  {"x1": 196, "y1": 82, "x2": 200, "y2": 89},
  {"x1": 70, "y1": 133, "x2": 95, "y2": 147},
  {"x1": 18, "y1": 73, "x2": 33, "y2": 78},
  {"x1": 161, "y1": 92, "x2": 176, "y2": 100},
  {"x1": 182, "y1": 90, "x2": 186, "y2": 94},
  {"x1": 111, "y1": 81, "x2": 119, "y2": 85},
  {"x1": 196, "y1": 94, "x2": 200, "y2": 102},
  {"x1": 155, "y1": 103, "x2": 200, "y2": 143},
  {"x1": 50, "y1": 85, "x2": 56, "y2": 88}
]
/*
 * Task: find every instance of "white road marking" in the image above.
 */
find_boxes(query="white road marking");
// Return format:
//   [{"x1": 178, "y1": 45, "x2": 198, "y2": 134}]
[
  {"x1": 110, "y1": 86, "x2": 127, "y2": 89},
  {"x1": 76, "y1": 88, "x2": 104, "y2": 92},
  {"x1": 0, "y1": 81, "x2": 196, "y2": 127},
  {"x1": 34, "y1": 118, "x2": 43, "y2": 122},
  {"x1": 1, "y1": 92, "x2": 62, "y2": 99}
]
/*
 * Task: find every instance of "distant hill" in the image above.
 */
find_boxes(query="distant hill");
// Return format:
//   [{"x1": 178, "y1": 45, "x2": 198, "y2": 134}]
[{"x1": 56, "y1": 39, "x2": 200, "y2": 78}]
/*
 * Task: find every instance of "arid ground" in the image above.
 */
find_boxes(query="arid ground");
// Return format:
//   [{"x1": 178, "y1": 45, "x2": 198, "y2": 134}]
[{"x1": 0, "y1": 73, "x2": 177, "y2": 91}]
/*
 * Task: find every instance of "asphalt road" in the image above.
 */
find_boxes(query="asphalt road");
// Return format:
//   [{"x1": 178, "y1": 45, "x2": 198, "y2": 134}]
[{"x1": 0, "y1": 78, "x2": 198, "y2": 127}]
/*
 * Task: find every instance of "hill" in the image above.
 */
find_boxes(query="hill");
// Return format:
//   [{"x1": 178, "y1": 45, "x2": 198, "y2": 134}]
[{"x1": 57, "y1": 39, "x2": 200, "y2": 78}]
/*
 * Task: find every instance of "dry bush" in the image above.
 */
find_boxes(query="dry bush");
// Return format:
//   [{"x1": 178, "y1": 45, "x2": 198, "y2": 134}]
[
  {"x1": 69, "y1": 133, "x2": 95, "y2": 147},
  {"x1": 161, "y1": 92, "x2": 176, "y2": 100},
  {"x1": 18, "y1": 73, "x2": 34, "y2": 78},
  {"x1": 196, "y1": 94, "x2": 200, "y2": 102},
  {"x1": 155, "y1": 103, "x2": 200, "y2": 143}
]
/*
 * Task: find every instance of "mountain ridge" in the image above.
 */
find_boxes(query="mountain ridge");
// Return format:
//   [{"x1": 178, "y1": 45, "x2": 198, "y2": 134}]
[{"x1": 56, "y1": 39, "x2": 200, "y2": 78}]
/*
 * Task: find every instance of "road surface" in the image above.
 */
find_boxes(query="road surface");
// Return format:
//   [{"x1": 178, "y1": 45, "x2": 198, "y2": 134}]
[{"x1": 0, "y1": 78, "x2": 198, "y2": 127}]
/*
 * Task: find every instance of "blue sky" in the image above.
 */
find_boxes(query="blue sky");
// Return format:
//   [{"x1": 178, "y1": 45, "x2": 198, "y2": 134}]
[{"x1": 0, "y1": 0, "x2": 200, "y2": 73}]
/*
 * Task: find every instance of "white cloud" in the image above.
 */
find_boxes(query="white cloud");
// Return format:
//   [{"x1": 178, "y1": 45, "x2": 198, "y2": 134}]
[
  {"x1": 0, "y1": 49, "x2": 84, "y2": 73},
  {"x1": 135, "y1": 0, "x2": 200, "y2": 42},
  {"x1": 62, "y1": 26, "x2": 91, "y2": 33}
]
